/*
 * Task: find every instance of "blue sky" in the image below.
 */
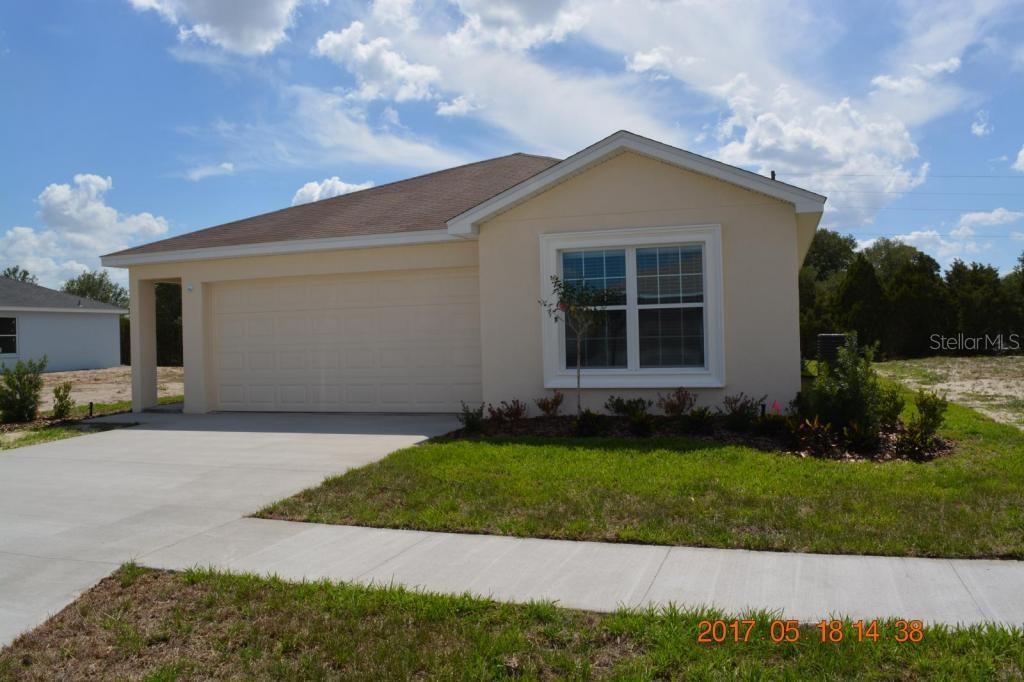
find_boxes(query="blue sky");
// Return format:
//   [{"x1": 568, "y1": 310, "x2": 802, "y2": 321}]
[{"x1": 2, "y1": 0, "x2": 1024, "y2": 286}]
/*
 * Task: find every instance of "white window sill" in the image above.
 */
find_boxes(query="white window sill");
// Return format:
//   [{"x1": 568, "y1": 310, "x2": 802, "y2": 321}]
[{"x1": 544, "y1": 371, "x2": 725, "y2": 389}]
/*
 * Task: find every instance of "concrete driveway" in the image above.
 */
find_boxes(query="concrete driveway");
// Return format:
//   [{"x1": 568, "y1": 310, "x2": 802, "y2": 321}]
[{"x1": 0, "y1": 411, "x2": 457, "y2": 646}]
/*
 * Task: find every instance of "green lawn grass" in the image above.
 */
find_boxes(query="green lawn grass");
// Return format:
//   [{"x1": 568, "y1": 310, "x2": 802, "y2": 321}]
[
  {"x1": 260, "y1": 401, "x2": 1024, "y2": 559},
  {"x1": 0, "y1": 423, "x2": 121, "y2": 451},
  {"x1": 2, "y1": 566, "x2": 1020, "y2": 680}
]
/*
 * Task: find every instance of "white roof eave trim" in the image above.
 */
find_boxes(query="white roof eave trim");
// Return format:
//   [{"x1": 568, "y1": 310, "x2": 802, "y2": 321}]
[
  {"x1": 446, "y1": 130, "x2": 827, "y2": 235},
  {"x1": 100, "y1": 229, "x2": 470, "y2": 267}
]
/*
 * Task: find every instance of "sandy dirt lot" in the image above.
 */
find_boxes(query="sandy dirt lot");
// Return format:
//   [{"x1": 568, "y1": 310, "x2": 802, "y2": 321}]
[
  {"x1": 876, "y1": 356, "x2": 1024, "y2": 429},
  {"x1": 39, "y1": 366, "x2": 184, "y2": 411}
]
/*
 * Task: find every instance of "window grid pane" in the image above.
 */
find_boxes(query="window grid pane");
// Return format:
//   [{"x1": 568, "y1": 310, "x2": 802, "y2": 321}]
[
  {"x1": 0, "y1": 318, "x2": 15, "y2": 335},
  {"x1": 562, "y1": 249, "x2": 627, "y2": 306},
  {"x1": 636, "y1": 246, "x2": 703, "y2": 305},
  {"x1": 638, "y1": 307, "x2": 704, "y2": 368},
  {"x1": 0, "y1": 336, "x2": 15, "y2": 354},
  {"x1": 636, "y1": 245, "x2": 705, "y2": 368},
  {"x1": 565, "y1": 309, "x2": 627, "y2": 368}
]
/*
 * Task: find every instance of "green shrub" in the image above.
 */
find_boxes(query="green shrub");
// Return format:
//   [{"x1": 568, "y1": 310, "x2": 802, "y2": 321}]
[
  {"x1": 802, "y1": 336, "x2": 885, "y2": 448},
  {"x1": 487, "y1": 400, "x2": 529, "y2": 431},
  {"x1": 534, "y1": 391, "x2": 564, "y2": 417},
  {"x1": 604, "y1": 396, "x2": 653, "y2": 417},
  {"x1": 0, "y1": 356, "x2": 47, "y2": 423},
  {"x1": 52, "y1": 381, "x2": 75, "y2": 419},
  {"x1": 912, "y1": 389, "x2": 948, "y2": 439},
  {"x1": 681, "y1": 406, "x2": 715, "y2": 434},
  {"x1": 793, "y1": 416, "x2": 836, "y2": 459},
  {"x1": 605, "y1": 396, "x2": 655, "y2": 436},
  {"x1": 573, "y1": 409, "x2": 606, "y2": 437},
  {"x1": 896, "y1": 390, "x2": 949, "y2": 462},
  {"x1": 755, "y1": 413, "x2": 791, "y2": 438},
  {"x1": 457, "y1": 401, "x2": 485, "y2": 433},
  {"x1": 656, "y1": 388, "x2": 697, "y2": 417},
  {"x1": 841, "y1": 420, "x2": 879, "y2": 453},
  {"x1": 877, "y1": 384, "x2": 905, "y2": 431},
  {"x1": 719, "y1": 392, "x2": 765, "y2": 432}
]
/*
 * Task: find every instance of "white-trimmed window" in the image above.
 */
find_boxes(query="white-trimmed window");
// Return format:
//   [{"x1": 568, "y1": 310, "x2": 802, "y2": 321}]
[
  {"x1": 540, "y1": 225, "x2": 725, "y2": 388},
  {"x1": 0, "y1": 317, "x2": 16, "y2": 355}
]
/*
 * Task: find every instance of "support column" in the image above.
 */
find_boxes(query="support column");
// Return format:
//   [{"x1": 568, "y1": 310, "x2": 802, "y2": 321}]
[
  {"x1": 130, "y1": 277, "x2": 158, "y2": 412},
  {"x1": 181, "y1": 280, "x2": 210, "y2": 414}
]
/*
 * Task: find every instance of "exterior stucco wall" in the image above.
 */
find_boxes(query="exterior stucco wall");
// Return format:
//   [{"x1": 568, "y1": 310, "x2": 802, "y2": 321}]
[
  {"x1": 0, "y1": 310, "x2": 122, "y2": 372},
  {"x1": 477, "y1": 150, "x2": 803, "y2": 411},
  {"x1": 128, "y1": 240, "x2": 479, "y2": 413}
]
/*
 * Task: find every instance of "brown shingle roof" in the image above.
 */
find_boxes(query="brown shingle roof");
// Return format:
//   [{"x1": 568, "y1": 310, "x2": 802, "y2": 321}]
[{"x1": 108, "y1": 153, "x2": 560, "y2": 257}]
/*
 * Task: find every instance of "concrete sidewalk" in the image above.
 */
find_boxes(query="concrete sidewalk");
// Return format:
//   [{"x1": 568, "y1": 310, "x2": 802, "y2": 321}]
[{"x1": 140, "y1": 517, "x2": 1024, "y2": 628}]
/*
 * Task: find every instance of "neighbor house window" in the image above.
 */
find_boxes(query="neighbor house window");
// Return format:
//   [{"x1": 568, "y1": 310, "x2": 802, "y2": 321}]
[
  {"x1": 0, "y1": 317, "x2": 15, "y2": 354},
  {"x1": 541, "y1": 225, "x2": 724, "y2": 389}
]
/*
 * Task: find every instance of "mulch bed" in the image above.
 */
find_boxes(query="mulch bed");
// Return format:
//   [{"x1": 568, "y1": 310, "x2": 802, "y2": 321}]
[{"x1": 436, "y1": 415, "x2": 954, "y2": 463}]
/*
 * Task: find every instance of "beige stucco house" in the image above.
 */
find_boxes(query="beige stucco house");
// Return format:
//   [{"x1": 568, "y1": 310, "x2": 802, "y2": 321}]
[{"x1": 102, "y1": 131, "x2": 825, "y2": 414}]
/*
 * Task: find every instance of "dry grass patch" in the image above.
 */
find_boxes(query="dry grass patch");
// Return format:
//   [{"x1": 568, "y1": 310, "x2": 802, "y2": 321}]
[
  {"x1": 877, "y1": 356, "x2": 1024, "y2": 429},
  {"x1": 38, "y1": 366, "x2": 184, "y2": 412}
]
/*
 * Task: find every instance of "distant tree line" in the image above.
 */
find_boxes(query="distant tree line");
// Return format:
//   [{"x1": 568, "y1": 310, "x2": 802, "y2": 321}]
[
  {"x1": 1, "y1": 267, "x2": 183, "y2": 366},
  {"x1": 801, "y1": 230, "x2": 1024, "y2": 359}
]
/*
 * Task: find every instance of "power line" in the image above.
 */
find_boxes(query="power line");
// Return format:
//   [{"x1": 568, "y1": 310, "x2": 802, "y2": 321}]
[
  {"x1": 828, "y1": 206, "x2": 1024, "y2": 212},
  {"x1": 825, "y1": 190, "x2": 1024, "y2": 197},
  {"x1": 844, "y1": 234, "x2": 1024, "y2": 240},
  {"x1": 780, "y1": 173, "x2": 1024, "y2": 179}
]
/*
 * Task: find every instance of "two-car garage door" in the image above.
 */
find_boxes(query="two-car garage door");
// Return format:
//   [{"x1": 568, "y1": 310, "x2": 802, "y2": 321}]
[{"x1": 210, "y1": 268, "x2": 482, "y2": 412}]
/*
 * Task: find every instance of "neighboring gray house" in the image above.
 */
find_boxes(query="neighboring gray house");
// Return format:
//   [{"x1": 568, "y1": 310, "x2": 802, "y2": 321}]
[{"x1": 0, "y1": 278, "x2": 126, "y2": 372}]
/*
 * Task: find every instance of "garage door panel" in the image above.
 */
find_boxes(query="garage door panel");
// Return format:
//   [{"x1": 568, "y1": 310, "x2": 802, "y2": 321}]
[{"x1": 211, "y1": 268, "x2": 482, "y2": 412}]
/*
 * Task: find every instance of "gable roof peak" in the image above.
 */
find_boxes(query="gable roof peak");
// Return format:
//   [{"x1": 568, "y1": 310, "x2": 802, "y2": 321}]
[{"x1": 447, "y1": 130, "x2": 827, "y2": 235}]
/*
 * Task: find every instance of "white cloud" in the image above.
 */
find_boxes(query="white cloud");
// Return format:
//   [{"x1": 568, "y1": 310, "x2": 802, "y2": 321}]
[
  {"x1": 284, "y1": 85, "x2": 466, "y2": 168},
  {"x1": 436, "y1": 95, "x2": 477, "y2": 117},
  {"x1": 183, "y1": 84, "x2": 467, "y2": 173},
  {"x1": 128, "y1": 0, "x2": 315, "y2": 55},
  {"x1": 1012, "y1": 232, "x2": 1024, "y2": 241},
  {"x1": 958, "y1": 207, "x2": 1024, "y2": 230},
  {"x1": 371, "y1": 0, "x2": 418, "y2": 30},
  {"x1": 870, "y1": 74, "x2": 929, "y2": 95},
  {"x1": 395, "y1": 22, "x2": 679, "y2": 153},
  {"x1": 625, "y1": 47, "x2": 701, "y2": 79},
  {"x1": 380, "y1": 106, "x2": 402, "y2": 128},
  {"x1": 870, "y1": 58, "x2": 960, "y2": 95},
  {"x1": 971, "y1": 110, "x2": 993, "y2": 137},
  {"x1": 916, "y1": 57, "x2": 962, "y2": 77},
  {"x1": 711, "y1": 75, "x2": 927, "y2": 225},
  {"x1": 185, "y1": 161, "x2": 234, "y2": 181},
  {"x1": 0, "y1": 174, "x2": 168, "y2": 287},
  {"x1": 446, "y1": 0, "x2": 587, "y2": 51},
  {"x1": 1014, "y1": 145, "x2": 1024, "y2": 172},
  {"x1": 559, "y1": 1, "x2": 943, "y2": 225},
  {"x1": 291, "y1": 177, "x2": 375, "y2": 205},
  {"x1": 315, "y1": 21, "x2": 440, "y2": 102},
  {"x1": 894, "y1": 229, "x2": 983, "y2": 264}
]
